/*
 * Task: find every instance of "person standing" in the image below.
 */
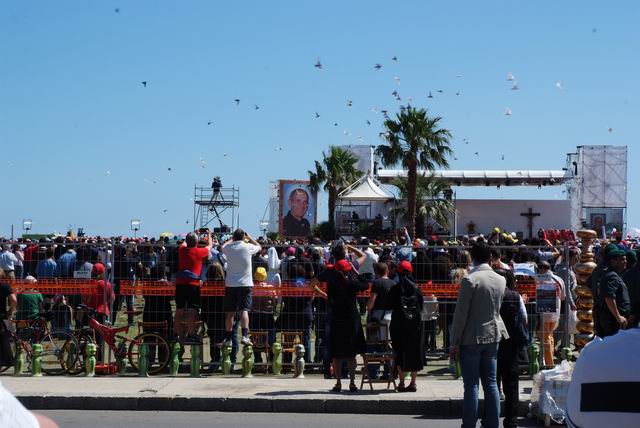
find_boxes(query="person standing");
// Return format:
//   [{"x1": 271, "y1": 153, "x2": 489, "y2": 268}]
[
  {"x1": 1, "y1": 269, "x2": 17, "y2": 369},
  {"x1": 221, "y1": 229, "x2": 261, "y2": 347},
  {"x1": 450, "y1": 243, "x2": 508, "y2": 428},
  {"x1": 0, "y1": 245, "x2": 18, "y2": 279},
  {"x1": 174, "y1": 230, "x2": 212, "y2": 340},
  {"x1": 622, "y1": 249, "x2": 640, "y2": 328},
  {"x1": 596, "y1": 248, "x2": 630, "y2": 337},
  {"x1": 388, "y1": 260, "x2": 424, "y2": 392},
  {"x1": 536, "y1": 261, "x2": 566, "y2": 367}
]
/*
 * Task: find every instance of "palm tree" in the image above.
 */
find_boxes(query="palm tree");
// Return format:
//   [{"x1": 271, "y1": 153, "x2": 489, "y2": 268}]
[
  {"x1": 308, "y1": 146, "x2": 362, "y2": 233},
  {"x1": 389, "y1": 175, "x2": 454, "y2": 238},
  {"x1": 376, "y1": 106, "x2": 453, "y2": 238}
]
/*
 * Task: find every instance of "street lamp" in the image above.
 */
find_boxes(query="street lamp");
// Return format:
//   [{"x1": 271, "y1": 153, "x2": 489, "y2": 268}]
[
  {"x1": 22, "y1": 219, "x2": 32, "y2": 235},
  {"x1": 130, "y1": 219, "x2": 141, "y2": 238}
]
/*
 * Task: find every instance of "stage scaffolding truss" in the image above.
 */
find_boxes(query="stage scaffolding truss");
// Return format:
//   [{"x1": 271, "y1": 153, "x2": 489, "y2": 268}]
[{"x1": 193, "y1": 184, "x2": 240, "y2": 234}]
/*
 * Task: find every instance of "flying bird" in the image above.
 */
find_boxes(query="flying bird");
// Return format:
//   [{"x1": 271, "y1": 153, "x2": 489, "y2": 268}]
[
  {"x1": 347, "y1": 100, "x2": 353, "y2": 107},
  {"x1": 555, "y1": 81, "x2": 563, "y2": 90},
  {"x1": 207, "y1": 121, "x2": 213, "y2": 125},
  {"x1": 106, "y1": 170, "x2": 111, "y2": 175},
  {"x1": 608, "y1": 127, "x2": 613, "y2": 133},
  {"x1": 504, "y1": 107, "x2": 513, "y2": 116},
  {"x1": 394, "y1": 76, "x2": 400, "y2": 84},
  {"x1": 427, "y1": 92, "x2": 433, "y2": 98},
  {"x1": 315, "y1": 112, "x2": 320, "y2": 118},
  {"x1": 437, "y1": 90, "x2": 444, "y2": 94},
  {"x1": 474, "y1": 152, "x2": 479, "y2": 156},
  {"x1": 511, "y1": 82, "x2": 519, "y2": 90},
  {"x1": 374, "y1": 63, "x2": 382, "y2": 70},
  {"x1": 366, "y1": 120, "x2": 371, "y2": 126},
  {"x1": 392, "y1": 56, "x2": 398, "y2": 61},
  {"x1": 314, "y1": 58, "x2": 322, "y2": 69},
  {"x1": 254, "y1": 104, "x2": 260, "y2": 110},
  {"x1": 114, "y1": 8, "x2": 120, "y2": 13},
  {"x1": 163, "y1": 209, "x2": 168, "y2": 213},
  {"x1": 455, "y1": 92, "x2": 461, "y2": 96},
  {"x1": 501, "y1": 155, "x2": 505, "y2": 160},
  {"x1": 456, "y1": 74, "x2": 463, "y2": 78},
  {"x1": 186, "y1": 219, "x2": 190, "y2": 224},
  {"x1": 274, "y1": 146, "x2": 283, "y2": 151},
  {"x1": 167, "y1": 167, "x2": 172, "y2": 172},
  {"x1": 234, "y1": 99, "x2": 240, "y2": 106},
  {"x1": 141, "y1": 81, "x2": 147, "y2": 87},
  {"x1": 506, "y1": 72, "x2": 515, "y2": 81},
  {"x1": 334, "y1": 123, "x2": 338, "y2": 127}
]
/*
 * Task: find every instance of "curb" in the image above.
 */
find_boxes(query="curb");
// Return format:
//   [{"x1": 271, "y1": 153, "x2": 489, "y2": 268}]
[{"x1": 17, "y1": 395, "x2": 530, "y2": 416}]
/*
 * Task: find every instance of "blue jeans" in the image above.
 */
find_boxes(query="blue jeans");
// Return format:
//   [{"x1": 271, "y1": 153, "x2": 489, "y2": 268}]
[{"x1": 459, "y1": 342, "x2": 500, "y2": 428}]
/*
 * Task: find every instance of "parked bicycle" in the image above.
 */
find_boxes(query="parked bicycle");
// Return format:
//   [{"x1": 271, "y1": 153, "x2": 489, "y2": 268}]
[
  {"x1": 68, "y1": 305, "x2": 170, "y2": 375},
  {"x1": 0, "y1": 314, "x2": 78, "y2": 375}
]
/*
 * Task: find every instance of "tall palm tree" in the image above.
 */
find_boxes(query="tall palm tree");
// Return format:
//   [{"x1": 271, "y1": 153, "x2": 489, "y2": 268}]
[
  {"x1": 376, "y1": 106, "x2": 453, "y2": 238},
  {"x1": 308, "y1": 146, "x2": 362, "y2": 232},
  {"x1": 389, "y1": 176, "x2": 454, "y2": 238}
]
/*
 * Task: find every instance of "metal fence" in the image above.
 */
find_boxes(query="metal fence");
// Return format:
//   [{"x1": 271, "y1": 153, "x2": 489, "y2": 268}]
[{"x1": 2, "y1": 240, "x2": 580, "y2": 375}]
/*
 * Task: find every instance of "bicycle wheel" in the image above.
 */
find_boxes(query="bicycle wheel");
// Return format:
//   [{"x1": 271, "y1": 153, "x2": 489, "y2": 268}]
[
  {"x1": 128, "y1": 332, "x2": 170, "y2": 375},
  {"x1": 66, "y1": 333, "x2": 94, "y2": 376},
  {"x1": 39, "y1": 330, "x2": 78, "y2": 375}
]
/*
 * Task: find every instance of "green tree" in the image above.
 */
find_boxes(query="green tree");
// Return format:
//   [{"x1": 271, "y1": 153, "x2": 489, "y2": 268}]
[
  {"x1": 308, "y1": 146, "x2": 362, "y2": 234},
  {"x1": 376, "y1": 106, "x2": 453, "y2": 238},
  {"x1": 389, "y1": 175, "x2": 454, "y2": 238}
]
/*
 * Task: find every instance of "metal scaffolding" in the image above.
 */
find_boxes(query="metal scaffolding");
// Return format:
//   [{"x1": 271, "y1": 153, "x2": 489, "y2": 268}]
[{"x1": 193, "y1": 183, "x2": 240, "y2": 233}]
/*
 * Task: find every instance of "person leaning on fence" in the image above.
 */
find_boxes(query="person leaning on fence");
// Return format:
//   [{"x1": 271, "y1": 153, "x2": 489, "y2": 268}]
[
  {"x1": 449, "y1": 243, "x2": 508, "y2": 428},
  {"x1": 174, "y1": 230, "x2": 212, "y2": 341},
  {"x1": 1, "y1": 268, "x2": 17, "y2": 368},
  {"x1": 310, "y1": 245, "x2": 368, "y2": 393},
  {"x1": 221, "y1": 229, "x2": 261, "y2": 347},
  {"x1": 388, "y1": 260, "x2": 424, "y2": 392}
]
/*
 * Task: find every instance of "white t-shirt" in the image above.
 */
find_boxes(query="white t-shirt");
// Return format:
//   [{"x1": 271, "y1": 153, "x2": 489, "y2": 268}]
[
  {"x1": 0, "y1": 381, "x2": 40, "y2": 428},
  {"x1": 222, "y1": 241, "x2": 260, "y2": 287}
]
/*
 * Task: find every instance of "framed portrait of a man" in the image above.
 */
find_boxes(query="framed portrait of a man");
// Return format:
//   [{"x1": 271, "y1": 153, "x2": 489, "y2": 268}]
[{"x1": 279, "y1": 180, "x2": 317, "y2": 238}]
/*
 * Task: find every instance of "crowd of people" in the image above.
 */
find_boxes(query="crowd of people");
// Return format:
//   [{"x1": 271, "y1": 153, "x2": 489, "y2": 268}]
[{"x1": 1, "y1": 226, "x2": 640, "y2": 427}]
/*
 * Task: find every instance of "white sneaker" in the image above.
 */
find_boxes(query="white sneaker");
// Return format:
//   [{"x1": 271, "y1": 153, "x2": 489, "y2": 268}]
[
  {"x1": 219, "y1": 339, "x2": 232, "y2": 347},
  {"x1": 241, "y1": 336, "x2": 253, "y2": 346}
]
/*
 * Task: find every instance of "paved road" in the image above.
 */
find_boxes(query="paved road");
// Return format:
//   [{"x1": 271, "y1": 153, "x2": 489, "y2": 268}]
[{"x1": 40, "y1": 411, "x2": 539, "y2": 428}]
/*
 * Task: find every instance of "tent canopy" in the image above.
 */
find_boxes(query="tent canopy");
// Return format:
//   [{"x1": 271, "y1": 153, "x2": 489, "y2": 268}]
[{"x1": 339, "y1": 175, "x2": 395, "y2": 201}]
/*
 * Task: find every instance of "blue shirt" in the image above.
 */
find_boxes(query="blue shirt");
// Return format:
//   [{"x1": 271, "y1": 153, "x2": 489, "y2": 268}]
[
  {"x1": 36, "y1": 259, "x2": 57, "y2": 279},
  {"x1": 56, "y1": 251, "x2": 76, "y2": 278}
]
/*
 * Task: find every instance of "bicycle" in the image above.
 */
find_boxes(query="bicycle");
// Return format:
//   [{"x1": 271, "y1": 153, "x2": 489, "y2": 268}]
[
  {"x1": 0, "y1": 315, "x2": 78, "y2": 375},
  {"x1": 67, "y1": 305, "x2": 170, "y2": 375}
]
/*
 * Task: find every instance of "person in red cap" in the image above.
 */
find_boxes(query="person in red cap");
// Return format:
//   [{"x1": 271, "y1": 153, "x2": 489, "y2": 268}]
[
  {"x1": 388, "y1": 260, "x2": 424, "y2": 392},
  {"x1": 84, "y1": 262, "x2": 114, "y2": 362},
  {"x1": 310, "y1": 244, "x2": 368, "y2": 392}
]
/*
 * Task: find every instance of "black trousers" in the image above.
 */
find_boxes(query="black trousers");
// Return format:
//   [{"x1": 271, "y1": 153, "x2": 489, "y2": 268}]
[{"x1": 497, "y1": 339, "x2": 519, "y2": 427}]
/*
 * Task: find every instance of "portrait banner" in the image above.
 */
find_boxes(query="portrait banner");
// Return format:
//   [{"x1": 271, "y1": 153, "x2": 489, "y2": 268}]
[{"x1": 278, "y1": 180, "x2": 317, "y2": 238}]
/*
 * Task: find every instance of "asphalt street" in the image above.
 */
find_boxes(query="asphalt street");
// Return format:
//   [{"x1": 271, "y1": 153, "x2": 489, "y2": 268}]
[{"x1": 40, "y1": 411, "x2": 539, "y2": 428}]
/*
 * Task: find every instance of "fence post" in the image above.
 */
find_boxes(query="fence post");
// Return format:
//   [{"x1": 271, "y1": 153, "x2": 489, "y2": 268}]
[
  {"x1": 241, "y1": 345, "x2": 254, "y2": 378},
  {"x1": 170, "y1": 342, "x2": 181, "y2": 376},
  {"x1": 190, "y1": 344, "x2": 202, "y2": 378},
  {"x1": 13, "y1": 341, "x2": 24, "y2": 376},
  {"x1": 85, "y1": 343, "x2": 97, "y2": 377},
  {"x1": 293, "y1": 344, "x2": 305, "y2": 378},
  {"x1": 221, "y1": 344, "x2": 232, "y2": 375},
  {"x1": 31, "y1": 344, "x2": 43, "y2": 377},
  {"x1": 138, "y1": 344, "x2": 149, "y2": 377},
  {"x1": 271, "y1": 342, "x2": 282, "y2": 375}
]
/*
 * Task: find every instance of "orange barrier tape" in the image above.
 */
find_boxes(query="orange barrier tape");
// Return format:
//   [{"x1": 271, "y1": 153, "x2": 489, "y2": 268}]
[
  {"x1": 118, "y1": 279, "x2": 539, "y2": 300},
  {"x1": 8, "y1": 279, "x2": 99, "y2": 295}
]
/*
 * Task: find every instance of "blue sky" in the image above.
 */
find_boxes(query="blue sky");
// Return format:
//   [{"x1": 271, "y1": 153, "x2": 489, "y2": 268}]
[{"x1": 1, "y1": 1, "x2": 637, "y2": 237}]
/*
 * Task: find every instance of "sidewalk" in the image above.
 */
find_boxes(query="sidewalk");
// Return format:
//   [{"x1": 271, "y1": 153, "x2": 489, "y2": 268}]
[{"x1": 2, "y1": 374, "x2": 533, "y2": 416}]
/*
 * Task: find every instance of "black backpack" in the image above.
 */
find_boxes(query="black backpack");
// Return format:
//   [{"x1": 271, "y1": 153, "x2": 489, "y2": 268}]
[{"x1": 399, "y1": 277, "x2": 421, "y2": 321}]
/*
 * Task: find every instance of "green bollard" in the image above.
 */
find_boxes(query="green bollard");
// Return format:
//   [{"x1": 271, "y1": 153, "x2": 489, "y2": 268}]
[
  {"x1": 455, "y1": 359, "x2": 462, "y2": 379},
  {"x1": 14, "y1": 341, "x2": 24, "y2": 376},
  {"x1": 85, "y1": 343, "x2": 97, "y2": 377},
  {"x1": 293, "y1": 344, "x2": 305, "y2": 379},
  {"x1": 138, "y1": 343, "x2": 149, "y2": 377},
  {"x1": 528, "y1": 342, "x2": 540, "y2": 376},
  {"x1": 190, "y1": 344, "x2": 202, "y2": 378},
  {"x1": 116, "y1": 355, "x2": 127, "y2": 376},
  {"x1": 271, "y1": 342, "x2": 282, "y2": 376},
  {"x1": 31, "y1": 344, "x2": 43, "y2": 377},
  {"x1": 221, "y1": 344, "x2": 232, "y2": 375},
  {"x1": 561, "y1": 347, "x2": 572, "y2": 362},
  {"x1": 170, "y1": 342, "x2": 181, "y2": 376},
  {"x1": 242, "y1": 345, "x2": 254, "y2": 378}
]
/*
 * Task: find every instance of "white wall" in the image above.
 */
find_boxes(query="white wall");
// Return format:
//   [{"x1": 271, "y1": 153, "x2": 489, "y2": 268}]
[{"x1": 455, "y1": 199, "x2": 571, "y2": 237}]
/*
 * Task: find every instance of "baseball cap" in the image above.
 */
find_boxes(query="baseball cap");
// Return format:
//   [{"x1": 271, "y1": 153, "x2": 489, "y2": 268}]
[
  {"x1": 286, "y1": 246, "x2": 296, "y2": 256},
  {"x1": 92, "y1": 263, "x2": 106, "y2": 276},
  {"x1": 398, "y1": 260, "x2": 413, "y2": 274},
  {"x1": 335, "y1": 259, "x2": 352, "y2": 272},
  {"x1": 254, "y1": 267, "x2": 267, "y2": 281}
]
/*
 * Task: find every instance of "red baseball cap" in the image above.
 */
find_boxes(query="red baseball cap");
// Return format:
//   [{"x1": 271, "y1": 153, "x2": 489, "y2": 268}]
[
  {"x1": 335, "y1": 259, "x2": 353, "y2": 272},
  {"x1": 398, "y1": 260, "x2": 413, "y2": 274},
  {"x1": 92, "y1": 263, "x2": 106, "y2": 276}
]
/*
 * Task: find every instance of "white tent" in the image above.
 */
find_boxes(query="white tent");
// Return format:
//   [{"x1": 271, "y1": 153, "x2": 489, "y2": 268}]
[{"x1": 338, "y1": 175, "x2": 395, "y2": 201}]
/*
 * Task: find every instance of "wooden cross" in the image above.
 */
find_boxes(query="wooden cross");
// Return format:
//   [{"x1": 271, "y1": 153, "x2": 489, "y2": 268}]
[{"x1": 520, "y1": 207, "x2": 541, "y2": 238}]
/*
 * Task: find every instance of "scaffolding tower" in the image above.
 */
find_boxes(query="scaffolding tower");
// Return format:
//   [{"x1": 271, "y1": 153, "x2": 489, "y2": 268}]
[{"x1": 193, "y1": 184, "x2": 240, "y2": 234}]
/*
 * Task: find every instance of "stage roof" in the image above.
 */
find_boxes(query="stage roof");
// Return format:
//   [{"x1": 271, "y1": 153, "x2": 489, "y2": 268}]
[
  {"x1": 376, "y1": 169, "x2": 573, "y2": 187},
  {"x1": 339, "y1": 175, "x2": 395, "y2": 201}
]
